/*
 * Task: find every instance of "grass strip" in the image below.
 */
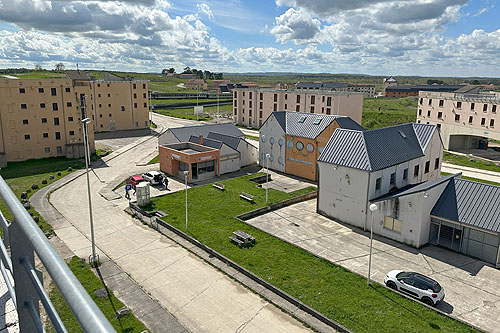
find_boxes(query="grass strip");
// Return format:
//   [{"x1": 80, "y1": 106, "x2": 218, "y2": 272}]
[
  {"x1": 145, "y1": 174, "x2": 477, "y2": 333},
  {"x1": 443, "y1": 151, "x2": 500, "y2": 173},
  {"x1": 441, "y1": 172, "x2": 500, "y2": 186}
]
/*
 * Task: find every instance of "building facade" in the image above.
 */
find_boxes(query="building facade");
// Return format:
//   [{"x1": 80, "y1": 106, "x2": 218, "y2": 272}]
[
  {"x1": 185, "y1": 79, "x2": 208, "y2": 90},
  {"x1": 296, "y1": 82, "x2": 375, "y2": 98},
  {"x1": 417, "y1": 91, "x2": 500, "y2": 150},
  {"x1": 233, "y1": 88, "x2": 363, "y2": 129},
  {"x1": 259, "y1": 112, "x2": 364, "y2": 181}
]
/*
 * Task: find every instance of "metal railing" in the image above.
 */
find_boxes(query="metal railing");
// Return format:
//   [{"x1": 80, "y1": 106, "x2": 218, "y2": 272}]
[{"x1": 0, "y1": 176, "x2": 115, "y2": 332}]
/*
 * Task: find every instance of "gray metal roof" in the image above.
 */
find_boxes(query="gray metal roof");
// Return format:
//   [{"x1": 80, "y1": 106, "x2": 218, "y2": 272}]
[
  {"x1": 170, "y1": 123, "x2": 244, "y2": 142},
  {"x1": 188, "y1": 135, "x2": 223, "y2": 149},
  {"x1": 412, "y1": 123, "x2": 436, "y2": 151},
  {"x1": 65, "y1": 70, "x2": 91, "y2": 81},
  {"x1": 431, "y1": 178, "x2": 500, "y2": 233},
  {"x1": 207, "y1": 132, "x2": 241, "y2": 151},
  {"x1": 319, "y1": 123, "x2": 433, "y2": 171},
  {"x1": 371, "y1": 174, "x2": 457, "y2": 203},
  {"x1": 386, "y1": 85, "x2": 465, "y2": 93}
]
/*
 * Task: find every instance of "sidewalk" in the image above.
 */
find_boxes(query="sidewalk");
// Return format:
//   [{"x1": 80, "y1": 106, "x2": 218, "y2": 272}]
[{"x1": 442, "y1": 162, "x2": 500, "y2": 183}]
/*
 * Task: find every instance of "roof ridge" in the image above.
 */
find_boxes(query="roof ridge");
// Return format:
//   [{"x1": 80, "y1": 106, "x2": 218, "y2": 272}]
[{"x1": 360, "y1": 131, "x2": 372, "y2": 171}]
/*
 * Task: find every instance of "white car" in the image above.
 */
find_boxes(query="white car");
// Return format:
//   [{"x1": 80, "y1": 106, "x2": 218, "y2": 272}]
[
  {"x1": 142, "y1": 171, "x2": 163, "y2": 185},
  {"x1": 384, "y1": 270, "x2": 444, "y2": 306}
]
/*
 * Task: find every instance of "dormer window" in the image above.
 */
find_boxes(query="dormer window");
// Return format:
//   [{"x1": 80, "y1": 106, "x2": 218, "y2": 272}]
[
  {"x1": 298, "y1": 116, "x2": 306, "y2": 123},
  {"x1": 313, "y1": 118, "x2": 322, "y2": 125}
]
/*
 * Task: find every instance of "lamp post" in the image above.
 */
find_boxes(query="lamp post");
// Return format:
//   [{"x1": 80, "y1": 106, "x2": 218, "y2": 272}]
[
  {"x1": 184, "y1": 170, "x2": 189, "y2": 232},
  {"x1": 82, "y1": 117, "x2": 97, "y2": 266},
  {"x1": 367, "y1": 203, "x2": 378, "y2": 286},
  {"x1": 265, "y1": 153, "x2": 270, "y2": 204}
]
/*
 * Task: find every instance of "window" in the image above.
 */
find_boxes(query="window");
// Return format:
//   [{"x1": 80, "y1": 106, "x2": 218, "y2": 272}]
[
  {"x1": 296, "y1": 141, "x2": 304, "y2": 150},
  {"x1": 439, "y1": 100, "x2": 444, "y2": 107},
  {"x1": 285, "y1": 104, "x2": 287, "y2": 109},
  {"x1": 375, "y1": 177, "x2": 381, "y2": 190},
  {"x1": 121, "y1": 105, "x2": 125, "y2": 112},
  {"x1": 403, "y1": 168, "x2": 408, "y2": 180},
  {"x1": 419, "y1": 98, "x2": 423, "y2": 104},
  {"x1": 108, "y1": 104, "x2": 111, "y2": 107},
  {"x1": 45, "y1": 147, "x2": 50, "y2": 153},
  {"x1": 143, "y1": 93, "x2": 146, "y2": 98},
  {"x1": 54, "y1": 117, "x2": 60, "y2": 125},
  {"x1": 66, "y1": 102, "x2": 72, "y2": 107},
  {"x1": 52, "y1": 103, "x2": 58, "y2": 111},
  {"x1": 469, "y1": 116, "x2": 473, "y2": 124},
  {"x1": 249, "y1": 110, "x2": 252, "y2": 117},
  {"x1": 22, "y1": 119, "x2": 28, "y2": 124},
  {"x1": 56, "y1": 146, "x2": 62, "y2": 155},
  {"x1": 133, "y1": 93, "x2": 137, "y2": 98},
  {"x1": 434, "y1": 157, "x2": 440, "y2": 170},
  {"x1": 249, "y1": 101, "x2": 252, "y2": 108},
  {"x1": 424, "y1": 161, "x2": 430, "y2": 174},
  {"x1": 298, "y1": 116, "x2": 306, "y2": 123},
  {"x1": 134, "y1": 103, "x2": 138, "y2": 108},
  {"x1": 107, "y1": 94, "x2": 111, "y2": 97},
  {"x1": 259, "y1": 92, "x2": 263, "y2": 100},
  {"x1": 51, "y1": 88, "x2": 56, "y2": 96},
  {"x1": 21, "y1": 104, "x2": 27, "y2": 109},
  {"x1": 313, "y1": 118, "x2": 322, "y2": 125},
  {"x1": 490, "y1": 119, "x2": 495, "y2": 127},
  {"x1": 414, "y1": 165, "x2": 419, "y2": 177},
  {"x1": 483, "y1": 104, "x2": 488, "y2": 112},
  {"x1": 100, "y1": 114, "x2": 103, "y2": 118},
  {"x1": 65, "y1": 87, "x2": 70, "y2": 92},
  {"x1": 418, "y1": 109, "x2": 422, "y2": 116},
  {"x1": 427, "y1": 110, "x2": 431, "y2": 117},
  {"x1": 311, "y1": 96, "x2": 315, "y2": 104},
  {"x1": 55, "y1": 132, "x2": 61, "y2": 140},
  {"x1": 310, "y1": 106, "x2": 314, "y2": 113},
  {"x1": 284, "y1": 93, "x2": 287, "y2": 100},
  {"x1": 40, "y1": 103, "x2": 46, "y2": 108},
  {"x1": 296, "y1": 105, "x2": 300, "y2": 111},
  {"x1": 259, "y1": 101, "x2": 263, "y2": 109},
  {"x1": 19, "y1": 88, "x2": 25, "y2": 94},
  {"x1": 259, "y1": 111, "x2": 263, "y2": 118},
  {"x1": 41, "y1": 118, "x2": 47, "y2": 123},
  {"x1": 274, "y1": 94, "x2": 277, "y2": 102},
  {"x1": 143, "y1": 103, "x2": 147, "y2": 108},
  {"x1": 306, "y1": 144, "x2": 314, "y2": 152},
  {"x1": 69, "y1": 130, "x2": 75, "y2": 136},
  {"x1": 296, "y1": 95, "x2": 300, "y2": 103},
  {"x1": 457, "y1": 101, "x2": 462, "y2": 109},
  {"x1": 24, "y1": 134, "x2": 30, "y2": 140},
  {"x1": 326, "y1": 108, "x2": 331, "y2": 115},
  {"x1": 109, "y1": 113, "x2": 112, "y2": 117},
  {"x1": 492, "y1": 105, "x2": 497, "y2": 113},
  {"x1": 133, "y1": 83, "x2": 136, "y2": 89},
  {"x1": 99, "y1": 104, "x2": 102, "y2": 108},
  {"x1": 471, "y1": 102, "x2": 475, "y2": 110},
  {"x1": 455, "y1": 114, "x2": 460, "y2": 122},
  {"x1": 43, "y1": 133, "x2": 48, "y2": 138},
  {"x1": 327, "y1": 96, "x2": 332, "y2": 106},
  {"x1": 390, "y1": 172, "x2": 396, "y2": 186},
  {"x1": 428, "y1": 99, "x2": 432, "y2": 106},
  {"x1": 38, "y1": 87, "x2": 44, "y2": 93},
  {"x1": 98, "y1": 94, "x2": 102, "y2": 98},
  {"x1": 437, "y1": 112, "x2": 442, "y2": 119},
  {"x1": 481, "y1": 118, "x2": 486, "y2": 126},
  {"x1": 384, "y1": 216, "x2": 402, "y2": 233}
]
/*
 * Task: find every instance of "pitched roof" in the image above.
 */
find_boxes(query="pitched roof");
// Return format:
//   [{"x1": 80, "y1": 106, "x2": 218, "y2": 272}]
[
  {"x1": 169, "y1": 123, "x2": 244, "y2": 142},
  {"x1": 318, "y1": 123, "x2": 437, "y2": 171},
  {"x1": 207, "y1": 132, "x2": 241, "y2": 150},
  {"x1": 188, "y1": 135, "x2": 223, "y2": 149},
  {"x1": 386, "y1": 85, "x2": 465, "y2": 93},
  {"x1": 431, "y1": 178, "x2": 500, "y2": 233},
  {"x1": 65, "y1": 70, "x2": 91, "y2": 81}
]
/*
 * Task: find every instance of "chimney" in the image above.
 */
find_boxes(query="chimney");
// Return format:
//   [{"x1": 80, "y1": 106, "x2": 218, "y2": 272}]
[{"x1": 198, "y1": 135, "x2": 203, "y2": 145}]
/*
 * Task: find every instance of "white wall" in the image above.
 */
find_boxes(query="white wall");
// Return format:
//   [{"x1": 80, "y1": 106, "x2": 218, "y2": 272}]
[
  {"x1": 219, "y1": 144, "x2": 240, "y2": 174},
  {"x1": 419, "y1": 130, "x2": 443, "y2": 182},
  {"x1": 259, "y1": 115, "x2": 286, "y2": 172},
  {"x1": 238, "y1": 140, "x2": 258, "y2": 167}
]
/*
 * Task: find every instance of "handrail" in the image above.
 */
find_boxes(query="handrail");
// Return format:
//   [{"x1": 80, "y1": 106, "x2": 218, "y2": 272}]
[{"x1": 0, "y1": 175, "x2": 115, "y2": 332}]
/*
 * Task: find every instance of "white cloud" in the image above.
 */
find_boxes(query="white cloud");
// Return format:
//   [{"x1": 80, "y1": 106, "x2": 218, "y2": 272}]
[
  {"x1": 271, "y1": 8, "x2": 321, "y2": 44},
  {"x1": 197, "y1": 3, "x2": 214, "y2": 21}
]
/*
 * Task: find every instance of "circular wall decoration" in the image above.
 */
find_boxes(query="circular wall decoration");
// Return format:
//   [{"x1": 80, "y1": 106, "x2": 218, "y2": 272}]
[
  {"x1": 296, "y1": 141, "x2": 304, "y2": 151},
  {"x1": 269, "y1": 154, "x2": 274, "y2": 162},
  {"x1": 278, "y1": 138, "x2": 284, "y2": 146},
  {"x1": 287, "y1": 139, "x2": 293, "y2": 148},
  {"x1": 278, "y1": 156, "x2": 283, "y2": 164},
  {"x1": 306, "y1": 143, "x2": 314, "y2": 153},
  {"x1": 261, "y1": 135, "x2": 267, "y2": 143},
  {"x1": 260, "y1": 152, "x2": 265, "y2": 160},
  {"x1": 269, "y1": 137, "x2": 275, "y2": 145}
]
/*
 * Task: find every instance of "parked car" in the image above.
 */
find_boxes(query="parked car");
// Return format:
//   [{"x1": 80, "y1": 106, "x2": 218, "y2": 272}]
[
  {"x1": 142, "y1": 171, "x2": 163, "y2": 185},
  {"x1": 384, "y1": 270, "x2": 444, "y2": 306},
  {"x1": 126, "y1": 175, "x2": 146, "y2": 189}
]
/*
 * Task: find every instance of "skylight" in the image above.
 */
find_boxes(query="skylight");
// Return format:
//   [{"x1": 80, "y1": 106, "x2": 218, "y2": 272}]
[
  {"x1": 298, "y1": 116, "x2": 306, "y2": 123},
  {"x1": 398, "y1": 130, "x2": 407, "y2": 139},
  {"x1": 313, "y1": 118, "x2": 322, "y2": 125}
]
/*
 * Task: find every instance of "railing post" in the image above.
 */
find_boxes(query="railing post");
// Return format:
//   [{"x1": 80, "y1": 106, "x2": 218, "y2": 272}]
[{"x1": 10, "y1": 219, "x2": 42, "y2": 332}]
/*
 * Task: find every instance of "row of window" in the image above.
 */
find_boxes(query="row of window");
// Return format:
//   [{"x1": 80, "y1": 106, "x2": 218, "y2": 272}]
[
  {"x1": 19, "y1": 87, "x2": 71, "y2": 95},
  {"x1": 374, "y1": 158, "x2": 440, "y2": 191},
  {"x1": 419, "y1": 109, "x2": 496, "y2": 128},
  {"x1": 96, "y1": 92, "x2": 147, "y2": 99},
  {"x1": 20, "y1": 102, "x2": 72, "y2": 111},
  {"x1": 421, "y1": 98, "x2": 498, "y2": 113},
  {"x1": 96, "y1": 83, "x2": 146, "y2": 89},
  {"x1": 236, "y1": 92, "x2": 333, "y2": 106},
  {"x1": 24, "y1": 131, "x2": 70, "y2": 140}
]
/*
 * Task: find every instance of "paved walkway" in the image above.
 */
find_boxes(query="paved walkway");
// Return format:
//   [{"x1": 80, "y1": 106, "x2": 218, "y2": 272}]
[
  {"x1": 32, "y1": 113, "x2": 310, "y2": 333},
  {"x1": 246, "y1": 200, "x2": 500, "y2": 333},
  {"x1": 442, "y1": 162, "x2": 500, "y2": 184}
]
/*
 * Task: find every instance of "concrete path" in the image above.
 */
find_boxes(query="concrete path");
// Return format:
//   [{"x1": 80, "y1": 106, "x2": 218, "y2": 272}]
[
  {"x1": 34, "y1": 113, "x2": 310, "y2": 333},
  {"x1": 442, "y1": 162, "x2": 500, "y2": 184},
  {"x1": 246, "y1": 199, "x2": 500, "y2": 333}
]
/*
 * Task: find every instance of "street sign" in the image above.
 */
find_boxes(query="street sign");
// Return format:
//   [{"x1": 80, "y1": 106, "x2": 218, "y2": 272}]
[{"x1": 125, "y1": 184, "x2": 132, "y2": 191}]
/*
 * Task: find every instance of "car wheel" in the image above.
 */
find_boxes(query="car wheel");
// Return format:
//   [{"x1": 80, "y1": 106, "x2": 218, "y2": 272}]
[
  {"x1": 386, "y1": 281, "x2": 397, "y2": 290},
  {"x1": 421, "y1": 297, "x2": 434, "y2": 306}
]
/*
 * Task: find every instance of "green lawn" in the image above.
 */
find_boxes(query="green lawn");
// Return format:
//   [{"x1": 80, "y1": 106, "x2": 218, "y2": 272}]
[
  {"x1": 362, "y1": 97, "x2": 417, "y2": 129},
  {"x1": 441, "y1": 172, "x2": 500, "y2": 186},
  {"x1": 146, "y1": 174, "x2": 476, "y2": 333},
  {"x1": 147, "y1": 155, "x2": 159, "y2": 164},
  {"x1": 9, "y1": 71, "x2": 67, "y2": 79},
  {"x1": 0, "y1": 157, "x2": 85, "y2": 235},
  {"x1": 48, "y1": 256, "x2": 147, "y2": 332},
  {"x1": 443, "y1": 151, "x2": 500, "y2": 173}
]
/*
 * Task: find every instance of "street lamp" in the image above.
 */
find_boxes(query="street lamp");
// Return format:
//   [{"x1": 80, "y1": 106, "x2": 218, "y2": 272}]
[
  {"x1": 265, "y1": 153, "x2": 270, "y2": 204},
  {"x1": 184, "y1": 170, "x2": 189, "y2": 232},
  {"x1": 82, "y1": 117, "x2": 97, "y2": 266},
  {"x1": 367, "y1": 203, "x2": 378, "y2": 286}
]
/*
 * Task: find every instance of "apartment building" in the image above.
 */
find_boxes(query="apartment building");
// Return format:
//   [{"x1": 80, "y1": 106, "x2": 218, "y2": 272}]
[
  {"x1": 417, "y1": 91, "x2": 500, "y2": 150},
  {"x1": 296, "y1": 82, "x2": 375, "y2": 98},
  {"x1": 233, "y1": 88, "x2": 363, "y2": 129},
  {"x1": 0, "y1": 73, "x2": 149, "y2": 166}
]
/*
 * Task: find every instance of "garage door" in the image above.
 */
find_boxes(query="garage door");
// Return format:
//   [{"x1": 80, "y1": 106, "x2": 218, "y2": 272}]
[{"x1": 462, "y1": 227, "x2": 500, "y2": 265}]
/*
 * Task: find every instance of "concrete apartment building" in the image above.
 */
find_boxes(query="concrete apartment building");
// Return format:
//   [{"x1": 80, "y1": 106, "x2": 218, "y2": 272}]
[
  {"x1": 296, "y1": 82, "x2": 376, "y2": 98},
  {"x1": 0, "y1": 72, "x2": 149, "y2": 165},
  {"x1": 417, "y1": 91, "x2": 500, "y2": 150},
  {"x1": 233, "y1": 88, "x2": 363, "y2": 129},
  {"x1": 185, "y1": 79, "x2": 208, "y2": 90}
]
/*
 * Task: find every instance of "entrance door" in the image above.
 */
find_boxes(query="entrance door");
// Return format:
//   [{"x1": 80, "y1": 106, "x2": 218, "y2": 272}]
[
  {"x1": 191, "y1": 163, "x2": 198, "y2": 180},
  {"x1": 110, "y1": 123, "x2": 115, "y2": 131}
]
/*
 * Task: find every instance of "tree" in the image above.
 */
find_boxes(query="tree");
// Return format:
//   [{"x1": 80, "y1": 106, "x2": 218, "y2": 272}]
[
  {"x1": 472, "y1": 80, "x2": 481, "y2": 85},
  {"x1": 427, "y1": 79, "x2": 443, "y2": 85},
  {"x1": 54, "y1": 63, "x2": 65, "y2": 71},
  {"x1": 34, "y1": 65, "x2": 43, "y2": 71},
  {"x1": 182, "y1": 66, "x2": 192, "y2": 74},
  {"x1": 168, "y1": 67, "x2": 175, "y2": 73},
  {"x1": 214, "y1": 72, "x2": 223, "y2": 80},
  {"x1": 162, "y1": 67, "x2": 175, "y2": 74}
]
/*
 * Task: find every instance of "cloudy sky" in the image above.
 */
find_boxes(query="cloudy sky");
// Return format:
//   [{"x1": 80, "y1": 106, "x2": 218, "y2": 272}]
[{"x1": 0, "y1": 0, "x2": 498, "y2": 76}]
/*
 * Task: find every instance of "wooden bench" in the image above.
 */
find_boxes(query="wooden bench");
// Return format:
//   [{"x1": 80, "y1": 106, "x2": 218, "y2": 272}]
[
  {"x1": 240, "y1": 192, "x2": 254, "y2": 202},
  {"x1": 233, "y1": 230, "x2": 255, "y2": 244},
  {"x1": 212, "y1": 182, "x2": 225, "y2": 191},
  {"x1": 229, "y1": 236, "x2": 245, "y2": 247}
]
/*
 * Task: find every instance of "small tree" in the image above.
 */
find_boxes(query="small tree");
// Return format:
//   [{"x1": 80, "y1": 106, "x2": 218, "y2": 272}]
[
  {"x1": 54, "y1": 63, "x2": 65, "y2": 71},
  {"x1": 182, "y1": 66, "x2": 192, "y2": 74}
]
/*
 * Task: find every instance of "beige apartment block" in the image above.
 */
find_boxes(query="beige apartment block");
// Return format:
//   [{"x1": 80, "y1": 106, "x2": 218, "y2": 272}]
[
  {"x1": 417, "y1": 91, "x2": 500, "y2": 150},
  {"x1": 233, "y1": 88, "x2": 363, "y2": 129}
]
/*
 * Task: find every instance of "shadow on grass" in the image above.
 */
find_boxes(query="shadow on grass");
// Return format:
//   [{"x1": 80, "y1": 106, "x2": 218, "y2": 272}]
[{"x1": 95, "y1": 266, "x2": 124, "y2": 332}]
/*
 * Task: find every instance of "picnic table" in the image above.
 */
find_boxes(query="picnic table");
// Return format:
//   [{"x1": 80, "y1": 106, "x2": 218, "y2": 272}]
[{"x1": 229, "y1": 230, "x2": 255, "y2": 247}]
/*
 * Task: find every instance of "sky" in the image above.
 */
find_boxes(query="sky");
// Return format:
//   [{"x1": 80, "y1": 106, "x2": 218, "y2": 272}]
[{"x1": 0, "y1": 0, "x2": 499, "y2": 76}]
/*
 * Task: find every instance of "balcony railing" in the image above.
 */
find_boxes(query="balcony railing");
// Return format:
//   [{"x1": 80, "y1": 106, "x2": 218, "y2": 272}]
[{"x1": 0, "y1": 175, "x2": 114, "y2": 332}]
